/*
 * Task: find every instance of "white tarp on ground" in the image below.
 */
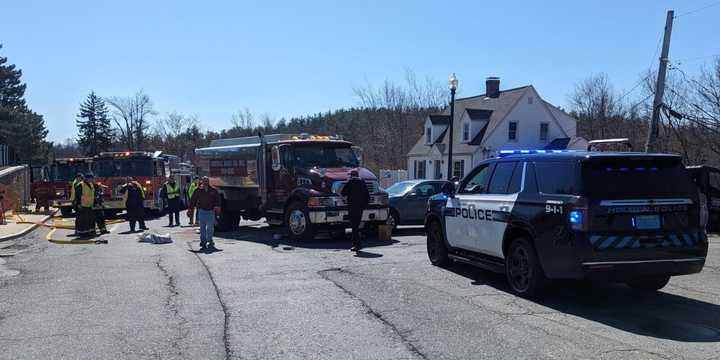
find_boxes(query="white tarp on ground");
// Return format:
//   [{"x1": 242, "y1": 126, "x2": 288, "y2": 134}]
[{"x1": 137, "y1": 232, "x2": 173, "y2": 244}]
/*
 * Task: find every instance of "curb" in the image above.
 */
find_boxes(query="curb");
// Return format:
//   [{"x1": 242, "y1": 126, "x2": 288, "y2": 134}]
[{"x1": 0, "y1": 210, "x2": 58, "y2": 242}]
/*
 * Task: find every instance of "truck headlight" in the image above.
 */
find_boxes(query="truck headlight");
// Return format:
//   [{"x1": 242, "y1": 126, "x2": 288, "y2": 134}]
[
  {"x1": 55, "y1": 190, "x2": 65, "y2": 196},
  {"x1": 308, "y1": 197, "x2": 336, "y2": 207}
]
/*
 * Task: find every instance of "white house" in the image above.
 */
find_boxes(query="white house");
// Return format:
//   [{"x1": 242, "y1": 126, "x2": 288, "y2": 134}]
[{"x1": 407, "y1": 77, "x2": 587, "y2": 180}]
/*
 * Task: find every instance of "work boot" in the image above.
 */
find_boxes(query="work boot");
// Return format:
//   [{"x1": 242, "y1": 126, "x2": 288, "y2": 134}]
[{"x1": 207, "y1": 243, "x2": 219, "y2": 252}]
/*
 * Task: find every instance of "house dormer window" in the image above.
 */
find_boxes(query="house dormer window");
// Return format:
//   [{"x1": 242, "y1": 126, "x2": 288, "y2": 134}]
[
  {"x1": 508, "y1": 121, "x2": 518, "y2": 141},
  {"x1": 540, "y1": 122, "x2": 549, "y2": 141},
  {"x1": 462, "y1": 122, "x2": 470, "y2": 142},
  {"x1": 426, "y1": 127, "x2": 432, "y2": 144}
]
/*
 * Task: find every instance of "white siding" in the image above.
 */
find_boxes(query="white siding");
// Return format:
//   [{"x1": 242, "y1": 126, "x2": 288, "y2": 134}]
[{"x1": 481, "y1": 88, "x2": 572, "y2": 151}]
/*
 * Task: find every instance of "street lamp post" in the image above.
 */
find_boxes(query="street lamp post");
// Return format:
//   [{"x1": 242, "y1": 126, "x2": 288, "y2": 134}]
[{"x1": 447, "y1": 73, "x2": 458, "y2": 181}]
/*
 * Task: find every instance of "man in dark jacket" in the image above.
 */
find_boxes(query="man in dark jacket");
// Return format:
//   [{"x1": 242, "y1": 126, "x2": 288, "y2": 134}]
[
  {"x1": 85, "y1": 174, "x2": 110, "y2": 234},
  {"x1": 341, "y1": 170, "x2": 370, "y2": 252},
  {"x1": 161, "y1": 176, "x2": 181, "y2": 227},
  {"x1": 188, "y1": 176, "x2": 221, "y2": 252},
  {"x1": 119, "y1": 177, "x2": 148, "y2": 232}
]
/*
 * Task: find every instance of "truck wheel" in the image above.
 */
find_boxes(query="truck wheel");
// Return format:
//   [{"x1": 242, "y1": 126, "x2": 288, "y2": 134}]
[
  {"x1": 426, "y1": 220, "x2": 449, "y2": 266},
  {"x1": 60, "y1": 206, "x2": 73, "y2": 217},
  {"x1": 505, "y1": 238, "x2": 546, "y2": 298},
  {"x1": 217, "y1": 211, "x2": 240, "y2": 232},
  {"x1": 387, "y1": 210, "x2": 399, "y2": 233},
  {"x1": 285, "y1": 202, "x2": 316, "y2": 242},
  {"x1": 626, "y1": 276, "x2": 670, "y2": 292}
]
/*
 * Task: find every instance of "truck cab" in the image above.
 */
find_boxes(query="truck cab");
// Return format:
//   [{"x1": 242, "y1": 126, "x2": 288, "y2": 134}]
[
  {"x1": 45, "y1": 157, "x2": 93, "y2": 216},
  {"x1": 195, "y1": 134, "x2": 389, "y2": 240}
]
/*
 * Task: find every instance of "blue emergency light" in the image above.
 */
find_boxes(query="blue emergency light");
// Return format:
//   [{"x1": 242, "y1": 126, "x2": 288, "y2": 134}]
[{"x1": 497, "y1": 149, "x2": 576, "y2": 157}]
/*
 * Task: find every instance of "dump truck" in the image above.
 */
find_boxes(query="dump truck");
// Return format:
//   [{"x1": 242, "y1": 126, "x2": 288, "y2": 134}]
[{"x1": 195, "y1": 133, "x2": 389, "y2": 240}]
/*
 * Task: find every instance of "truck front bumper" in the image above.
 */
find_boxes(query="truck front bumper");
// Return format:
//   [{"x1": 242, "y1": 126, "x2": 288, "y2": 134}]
[
  {"x1": 309, "y1": 208, "x2": 389, "y2": 224},
  {"x1": 50, "y1": 200, "x2": 73, "y2": 208}
]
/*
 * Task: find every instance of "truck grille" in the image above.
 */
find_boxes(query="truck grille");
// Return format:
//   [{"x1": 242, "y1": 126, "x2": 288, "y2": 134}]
[{"x1": 332, "y1": 180, "x2": 380, "y2": 195}]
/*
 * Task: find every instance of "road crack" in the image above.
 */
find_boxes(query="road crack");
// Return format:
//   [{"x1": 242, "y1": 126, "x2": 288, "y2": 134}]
[
  {"x1": 155, "y1": 255, "x2": 189, "y2": 358},
  {"x1": 187, "y1": 242, "x2": 234, "y2": 360},
  {"x1": 319, "y1": 267, "x2": 428, "y2": 360}
]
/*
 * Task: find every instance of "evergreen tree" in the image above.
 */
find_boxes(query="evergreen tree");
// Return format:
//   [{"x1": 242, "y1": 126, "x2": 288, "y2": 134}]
[
  {"x1": 76, "y1": 91, "x2": 113, "y2": 155},
  {"x1": 0, "y1": 44, "x2": 49, "y2": 164}
]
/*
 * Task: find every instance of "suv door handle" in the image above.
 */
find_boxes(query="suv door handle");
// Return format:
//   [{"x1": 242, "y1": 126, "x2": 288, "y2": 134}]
[{"x1": 499, "y1": 205, "x2": 510, "y2": 212}]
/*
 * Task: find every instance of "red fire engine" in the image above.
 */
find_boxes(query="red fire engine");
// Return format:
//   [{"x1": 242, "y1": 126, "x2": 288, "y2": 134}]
[
  {"x1": 39, "y1": 157, "x2": 93, "y2": 217},
  {"x1": 94, "y1": 151, "x2": 184, "y2": 214}
]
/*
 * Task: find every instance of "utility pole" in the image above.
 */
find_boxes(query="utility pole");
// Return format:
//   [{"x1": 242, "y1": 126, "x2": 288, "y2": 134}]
[{"x1": 645, "y1": 10, "x2": 674, "y2": 152}]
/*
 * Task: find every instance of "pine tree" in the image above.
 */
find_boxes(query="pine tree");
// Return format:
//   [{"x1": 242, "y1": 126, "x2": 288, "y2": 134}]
[
  {"x1": 76, "y1": 91, "x2": 113, "y2": 156},
  {"x1": 0, "y1": 44, "x2": 49, "y2": 164}
]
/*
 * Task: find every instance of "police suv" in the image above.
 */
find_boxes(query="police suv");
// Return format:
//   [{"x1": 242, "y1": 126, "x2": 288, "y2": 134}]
[{"x1": 425, "y1": 150, "x2": 708, "y2": 297}]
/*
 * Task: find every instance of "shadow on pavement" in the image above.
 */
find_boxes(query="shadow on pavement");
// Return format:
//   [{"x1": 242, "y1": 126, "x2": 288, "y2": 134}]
[
  {"x1": 393, "y1": 227, "x2": 426, "y2": 237},
  {"x1": 354, "y1": 250, "x2": 383, "y2": 258},
  {"x1": 217, "y1": 225, "x2": 399, "y2": 250},
  {"x1": 445, "y1": 262, "x2": 720, "y2": 342}
]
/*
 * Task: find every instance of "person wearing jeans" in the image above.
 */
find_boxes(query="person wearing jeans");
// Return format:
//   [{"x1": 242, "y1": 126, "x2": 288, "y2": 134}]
[{"x1": 188, "y1": 177, "x2": 221, "y2": 252}]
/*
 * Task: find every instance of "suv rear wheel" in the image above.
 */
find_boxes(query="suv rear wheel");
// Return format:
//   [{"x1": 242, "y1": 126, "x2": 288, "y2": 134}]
[
  {"x1": 426, "y1": 220, "x2": 449, "y2": 266},
  {"x1": 285, "y1": 202, "x2": 316, "y2": 242},
  {"x1": 505, "y1": 238, "x2": 546, "y2": 298},
  {"x1": 626, "y1": 275, "x2": 670, "y2": 292}
]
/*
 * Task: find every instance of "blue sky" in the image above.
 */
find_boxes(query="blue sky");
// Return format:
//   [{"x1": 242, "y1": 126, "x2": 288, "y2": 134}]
[{"x1": 1, "y1": 0, "x2": 719, "y2": 142}]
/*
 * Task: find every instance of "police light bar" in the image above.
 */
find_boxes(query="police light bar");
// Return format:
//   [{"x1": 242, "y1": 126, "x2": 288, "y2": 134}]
[{"x1": 497, "y1": 149, "x2": 576, "y2": 157}]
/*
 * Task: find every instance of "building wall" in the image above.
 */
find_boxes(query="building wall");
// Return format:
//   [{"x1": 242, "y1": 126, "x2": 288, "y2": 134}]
[
  {"x1": 481, "y1": 88, "x2": 574, "y2": 152},
  {"x1": 0, "y1": 165, "x2": 30, "y2": 211}
]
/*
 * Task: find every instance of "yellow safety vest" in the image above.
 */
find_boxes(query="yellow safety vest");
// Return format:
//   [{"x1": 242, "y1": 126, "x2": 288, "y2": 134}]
[
  {"x1": 188, "y1": 181, "x2": 199, "y2": 199},
  {"x1": 165, "y1": 182, "x2": 180, "y2": 199},
  {"x1": 80, "y1": 182, "x2": 95, "y2": 208},
  {"x1": 70, "y1": 179, "x2": 80, "y2": 200}
]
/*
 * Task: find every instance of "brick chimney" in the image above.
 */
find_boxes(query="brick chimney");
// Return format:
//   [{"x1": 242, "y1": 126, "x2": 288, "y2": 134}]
[{"x1": 486, "y1": 77, "x2": 500, "y2": 98}]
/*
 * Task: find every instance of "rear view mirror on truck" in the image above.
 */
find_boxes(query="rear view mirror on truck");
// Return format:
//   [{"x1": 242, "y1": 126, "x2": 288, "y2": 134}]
[
  {"x1": 271, "y1": 145, "x2": 282, "y2": 171},
  {"x1": 352, "y1": 146, "x2": 363, "y2": 166}
]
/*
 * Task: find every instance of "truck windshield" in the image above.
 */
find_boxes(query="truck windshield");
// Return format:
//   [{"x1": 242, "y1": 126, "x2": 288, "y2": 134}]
[
  {"x1": 53, "y1": 163, "x2": 89, "y2": 181},
  {"x1": 292, "y1": 145, "x2": 359, "y2": 168},
  {"x1": 95, "y1": 159, "x2": 154, "y2": 177},
  {"x1": 582, "y1": 158, "x2": 696, "y2": 198}
]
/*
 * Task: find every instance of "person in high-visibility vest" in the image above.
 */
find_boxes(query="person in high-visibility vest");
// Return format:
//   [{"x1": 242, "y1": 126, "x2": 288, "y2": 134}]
[
  {"x1": 70, "y1": 173, "x2": 83, "y2": 235},
  {"x1": 73, "y1": 173, "x2": 97, "y2": 238},
  {"x1": 187, "y1": 176, "x2": 200, "y2": 226},
  {"x1": 85, "y1": 173, "x2": 110, "y2": 234},
  {"x1": 119, "y1": 177, "x2": 148, "y2": 232},
  {"x1": 162, "y1": 176, "x2": 181, "y2": 227}
]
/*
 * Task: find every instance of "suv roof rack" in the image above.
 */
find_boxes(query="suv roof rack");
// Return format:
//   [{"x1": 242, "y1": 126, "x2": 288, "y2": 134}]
[{"x1": 497, "y1": 149, "x2": 577, "y2": 157}]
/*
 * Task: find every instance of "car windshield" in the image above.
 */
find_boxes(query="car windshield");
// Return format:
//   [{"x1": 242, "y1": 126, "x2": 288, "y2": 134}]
[
  {"x1": 53, "y1": 163, "x2": 89, "y2": 181},
  {"x1": 292, "y1": 145, "x2": 359, "y2": 168},
  {"x1": 95, "y1": 159, "x2": 154, "y2": 177},
  {"x1": 385, "y1": 181, "x2": 417, "y2": 196}
]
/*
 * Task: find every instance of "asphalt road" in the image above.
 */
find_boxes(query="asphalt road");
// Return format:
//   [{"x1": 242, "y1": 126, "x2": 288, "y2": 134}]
[{"x1": 0, "y1": 214, "x2": 719, "y2": 360}]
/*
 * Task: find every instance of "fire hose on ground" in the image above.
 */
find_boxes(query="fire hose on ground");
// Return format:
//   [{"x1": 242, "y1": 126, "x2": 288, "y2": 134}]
[{"x1": 12, "y1": 213, "x2": 125, "y2": 245}]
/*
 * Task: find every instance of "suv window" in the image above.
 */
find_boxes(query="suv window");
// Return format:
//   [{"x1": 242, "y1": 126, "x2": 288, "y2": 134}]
[
  {"x1": 582, "y1": 157, "x2": 695, "y2": 198},
  {"x1": 488, "y1": 162, "x2": 517, "y2": 194},
  {"x1": 524, "y1": 162, "x2": 539, "y2": 193},
  {"x1": 460, "y1": 163, "x2": 492, "y2": 194},
  {"x1": 535, "y1": 161, "x2": 579, "y2": 195}
]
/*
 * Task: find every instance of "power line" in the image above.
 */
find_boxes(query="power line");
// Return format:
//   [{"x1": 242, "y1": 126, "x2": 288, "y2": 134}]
[{"x1": 674, "y1": 0, "x2": 720, "y2": 18}]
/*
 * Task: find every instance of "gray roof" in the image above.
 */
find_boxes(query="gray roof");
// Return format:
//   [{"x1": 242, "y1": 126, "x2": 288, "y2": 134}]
[
  {"x1": 429, "y1": 115, "x2": 450, "y2": 125},
  {"x1": 465, "y1": 109, "x2": 493, "y2": 120}
]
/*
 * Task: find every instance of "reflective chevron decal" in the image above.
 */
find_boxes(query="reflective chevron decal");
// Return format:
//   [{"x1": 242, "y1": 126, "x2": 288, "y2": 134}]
[{"x1": 589, "y1": 231, "x2": 701, "y2": 250}]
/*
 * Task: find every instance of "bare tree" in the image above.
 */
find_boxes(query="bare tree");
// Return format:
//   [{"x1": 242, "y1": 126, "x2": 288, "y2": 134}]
[
  {"x1": 569, "y1": 73, "x2": 627, "y2": 141},
  {"x1": 106, "y1": 90, "x2": 156, "y2": 150},
  {"x1": 156, "y1": 111, "x2": 199, "y2": 138},
  {"x1": 231, "y1": 108, "x2": 255, "y2": 129}
]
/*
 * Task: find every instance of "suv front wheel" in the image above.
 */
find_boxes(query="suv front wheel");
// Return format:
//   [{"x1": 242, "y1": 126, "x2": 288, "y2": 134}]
[
  {"x1": 426, "y1": 220, "x2": 449, "y2": 266},
  {"x1": 505, "y1": 238, "x2": 546, "y2": 298}
]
